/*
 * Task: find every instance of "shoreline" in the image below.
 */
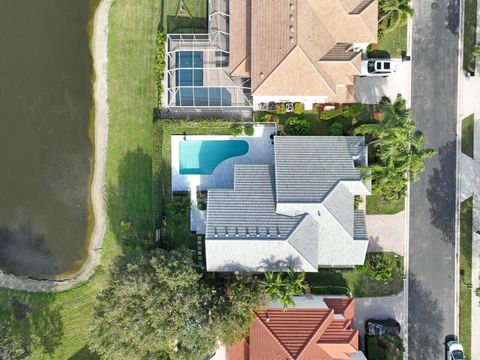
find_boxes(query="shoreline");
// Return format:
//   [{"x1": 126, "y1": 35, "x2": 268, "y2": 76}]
[{"x1": 0, "y1": 0, "x2": 113, "y2": 292}]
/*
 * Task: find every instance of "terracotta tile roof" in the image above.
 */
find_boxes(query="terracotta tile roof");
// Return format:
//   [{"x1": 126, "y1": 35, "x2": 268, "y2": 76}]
[
  {"x1": 228, "y1": 0, "x2": 378, "y2": 102},
  {"x1": 229, "y1": 0, "x2": 251, "y2": 77},
  {"x1": 227, "y1": 298, "x2": 362, "y2": 360}
]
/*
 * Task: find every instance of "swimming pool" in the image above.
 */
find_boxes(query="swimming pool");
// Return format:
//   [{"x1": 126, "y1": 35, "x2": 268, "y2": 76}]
[{"x1": 179, "y1": 140, "x2": 249, "y2": 175}]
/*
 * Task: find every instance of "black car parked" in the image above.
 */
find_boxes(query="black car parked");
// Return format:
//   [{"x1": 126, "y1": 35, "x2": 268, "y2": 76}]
[{"x1": 366, "y1": 318, "x2": 401, "y2": 336}]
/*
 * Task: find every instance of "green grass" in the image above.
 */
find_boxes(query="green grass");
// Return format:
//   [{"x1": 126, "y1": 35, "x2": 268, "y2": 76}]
[
  {"x1": 162, "y1": 0, "x2": 208, "y2": 33},
  {"x1": 369, "y1": 24, "x2": 407, "y2": 59},
  {"x1": 463, "y1": 0, "x2": 478, "y2": 73},
  {"x1": 365, "y1": 335, "x2": 404, "y2": 360},
  {"x1": 153, "y1": 120, "x2": 235, "y2": 251},
  {"x1": 460, "y1": 197, "x2": 473, "y2": 359},
  {"x1": 462, "y1": 114, "x2": 474, "y2": 157},
  {"x1": 305, "y1": 253, "x2": 404, "y2": 298},
  {"x1": 0, "y1": 1, "x2": 161, "y2": 358},
  {"x1": 366, "y1": 194, "x2": 405, "y2": 215}
]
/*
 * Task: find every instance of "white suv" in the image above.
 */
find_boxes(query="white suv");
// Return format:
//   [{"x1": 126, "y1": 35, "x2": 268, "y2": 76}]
[
  {"x1": 446, "y1": 340, "x2": 464, "y2": 360},
  {"x1": 360, "y1": 59, "x2": 397, "y2": 77}
]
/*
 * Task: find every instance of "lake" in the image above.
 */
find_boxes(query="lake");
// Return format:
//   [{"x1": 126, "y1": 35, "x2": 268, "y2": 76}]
[{"x1": 0, "y1": 0, "x2": 95, "y2": 279}]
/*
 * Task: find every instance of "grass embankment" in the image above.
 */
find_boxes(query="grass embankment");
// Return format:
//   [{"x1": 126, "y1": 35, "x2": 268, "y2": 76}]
[
  {"x1": 370, "y1": 24, "x2": 407, "y2": 59},
  {"x1": 366, "y1": 194, "x2": 405, "y2": 215},
  {"x1": 305, "y1": 253, "x2": 404, "y2": 298},
  {"x1": 162, "y1": 0, "x2": 207, "y2": 33},
  {"x1": 463, "y1": 0, "x2": 478, "y2": 73},
  {"x1": 153, "y1": 120, "x2": 234, "y2": 251},
  {"x1": 0, "y1": 1, "x2": 160, "y2": 358},
  {"x1": 462, "y1": 114, "x2": 475, "y2": 157},
  {"x1": 459, "y1": 197, "x2": 473, "y2": 359}
]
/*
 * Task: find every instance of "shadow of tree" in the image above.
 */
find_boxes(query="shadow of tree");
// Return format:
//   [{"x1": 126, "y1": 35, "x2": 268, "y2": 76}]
[
  {"x1": 0, "y1": 291, "x2": 64, "y2": 357},
  {"x1": 106, "y1": 147, "x2": 154, "y2": 252},
  {"x1": 426, "y1": 141, "x2": 457, "y2": 243},
  {"x1": 68, "y1": 345, "x2": 99, "y2": 360},
  {"x1": 408, "y1": 275, "x2": 445, "y2": 359},
  {"x1": 0, "y1": 221, "x2": 57, "y2": 278}
]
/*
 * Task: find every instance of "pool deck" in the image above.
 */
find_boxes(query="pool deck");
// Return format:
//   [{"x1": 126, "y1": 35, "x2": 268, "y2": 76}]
[{"x1": 171, "y1": 124, "x2": 276, "y2": 233}]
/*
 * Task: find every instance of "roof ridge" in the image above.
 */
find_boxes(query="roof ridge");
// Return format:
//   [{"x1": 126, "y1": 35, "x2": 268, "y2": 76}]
[
  {"x1": 252, "y1": 43, "x2": 298, "y2": 93},
  {"x1": 321, "y1": 182, "x2": 355, "y2": 238},
  {"x1": 340, "y1": 0, "x2": 377, "y2": 42},
  {"x1": 295, "y1": 309, "x2": 335, "y2": 359},
  {"x1": 285, "y1": 216, "x2": 318, "y2": 271},
  {"x1": 296, "y1": 44, "x2": 337, "y2": 94},
  {"x1": 255, "y1": 312, "x2": 295, "y2": 360}
]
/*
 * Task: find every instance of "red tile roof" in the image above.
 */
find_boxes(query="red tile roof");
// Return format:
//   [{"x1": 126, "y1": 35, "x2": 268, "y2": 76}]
[{"x1": 227, "y1": 298, "x2": 362, "y2": 360}]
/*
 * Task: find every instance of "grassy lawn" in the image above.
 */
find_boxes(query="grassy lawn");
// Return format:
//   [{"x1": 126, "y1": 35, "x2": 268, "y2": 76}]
[
  {"x1": 0, "y1": 1, "x2": 160, "y2": 358},
  {"x1": 462, "y1": 114, "x2": 474, "y2": 157},
  {"x1": 460, "y1": 197, "x2": 473, "y2": 359},
  {"x1": 365, "y1": 335, "x2": 404, "y2": 359},
  {"x1": 463, "y1": 0, "x2": 478, "y2": 73},
  {"x1": 305, "y1": 253, "x2": 404, "y2": 298},
  {"x1": 370, "y1": 24, "x2": 407, "y2": 59},
  {"x1": 366, "y1": 194, "x2": 405, "y2": 215},
  {"x1": 162, "y1": 0, "x2": 207, "y2": 33},
  {"x1": 153, "y1": 120, "x2": 234, "y2": 251}
]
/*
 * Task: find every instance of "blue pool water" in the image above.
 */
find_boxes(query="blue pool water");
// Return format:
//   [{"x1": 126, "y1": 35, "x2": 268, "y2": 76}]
[{"x1": 179, "y1": 140, "x2": 249, "y2": 174}]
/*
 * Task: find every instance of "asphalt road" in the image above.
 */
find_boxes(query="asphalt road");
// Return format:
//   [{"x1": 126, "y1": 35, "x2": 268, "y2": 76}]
[{"x1": 408, "y1": 0, "x2": 459, "y2": 358}]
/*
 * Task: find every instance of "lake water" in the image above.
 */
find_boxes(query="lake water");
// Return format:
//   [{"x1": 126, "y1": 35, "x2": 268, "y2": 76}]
[{"x1": 0, "y1": 0, "x2": 94, "y2": 279}]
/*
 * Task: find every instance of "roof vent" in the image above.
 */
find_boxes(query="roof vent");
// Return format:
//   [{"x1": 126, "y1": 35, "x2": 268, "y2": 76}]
[
  {"x1": 290, "y1": 36, "x2": 294, "y2": 44},
  {"x1": 260, "y1": 72, "x2": 264, "y2": 79},
  {"x1": 290, "y1": 25, "x2": 294, "y2": 32},
  {"x1": 290, "y1": 3, "x2": 294, "y2": 10},
  {"x1": 290, "y1": 15, "x2": 294, "y2": 22}
]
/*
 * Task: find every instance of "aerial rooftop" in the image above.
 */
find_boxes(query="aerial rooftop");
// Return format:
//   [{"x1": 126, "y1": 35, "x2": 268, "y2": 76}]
[{"x1": 205, "y1": 136, "x2": 371, "y2": 272}]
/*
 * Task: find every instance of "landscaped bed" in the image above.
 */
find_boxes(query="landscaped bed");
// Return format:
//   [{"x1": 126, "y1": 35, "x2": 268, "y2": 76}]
[
  {"x1": 459, "y1": 197, "x2": 473, "y2": 359},
  {"x1": 305, "y1": 252, "x2": 404, "y2": 298},
  {"x1": 462, "y1": 114, "x2": 474, "y2": 157},
  {"x1": 365, "y1": 335, "x2": 405, "y2": 360},
  {"x1": 366, "y1": 194, "x2": 405, "y2": 215},
  {"x1": 153, "y1": 119, "x2": 233, "y2": 251},
  {"x1": 463, "y1": 0, "x2": 478, "y2": 73}
]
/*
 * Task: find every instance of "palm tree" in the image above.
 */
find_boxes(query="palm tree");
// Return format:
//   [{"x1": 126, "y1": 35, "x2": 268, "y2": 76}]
[
  {"x1": 355, "y1": 95, "x2": 435, "y2": 202},
  {"x1": 379, "y1": 0, "x2": 415, "y2": 32},
  {"x1": 260, "y1": 269, "x2": 307, "y2": 310}
]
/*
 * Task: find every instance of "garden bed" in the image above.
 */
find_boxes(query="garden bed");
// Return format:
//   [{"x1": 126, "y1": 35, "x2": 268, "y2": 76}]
[
  {"x1": 305, "y1": 253, "x2": 404, "y2": 298},
  {"x1": 365, "y1": 335, "x2": 404, "y2": 360},
  {"x1": 462, "y1": 114, "x2": 474, "y2": 157}
]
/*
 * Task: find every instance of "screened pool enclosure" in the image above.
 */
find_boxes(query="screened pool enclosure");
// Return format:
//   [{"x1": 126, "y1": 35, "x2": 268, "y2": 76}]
[{"x1": 165, "y1": 0, "x2": 252, "y2": 109}]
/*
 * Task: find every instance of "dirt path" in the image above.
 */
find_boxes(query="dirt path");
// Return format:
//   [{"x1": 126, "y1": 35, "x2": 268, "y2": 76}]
[{"x1": 0, "y1": 0, "x2": 113, "y2": 293}]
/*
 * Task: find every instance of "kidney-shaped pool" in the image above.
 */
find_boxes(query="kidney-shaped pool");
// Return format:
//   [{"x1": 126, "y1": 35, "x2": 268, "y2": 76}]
[{"x1": 179, "y1": 140, "x2": 249, "y2": 175}]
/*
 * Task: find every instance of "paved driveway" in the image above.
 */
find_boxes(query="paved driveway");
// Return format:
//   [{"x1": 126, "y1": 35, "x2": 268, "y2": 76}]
[
  {"x1": 354, "y1": 293, "x2": 406, "y2": 338},
  {"x1": 408, "y1": 0, "x2": 459, "y2": 357},
  {"x1": 366, "y1": 212, "x2": 405, "y2": 256},
  {"x1": 355, "y1": 60, "x2": 411, "y2": 106}
]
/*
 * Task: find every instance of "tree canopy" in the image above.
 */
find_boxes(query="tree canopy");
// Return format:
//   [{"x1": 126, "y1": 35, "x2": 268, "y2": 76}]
[
  {"x1": 260, "y1": 269, "x2": 307, "y2": 310},
  {"x1": 89, "y1": 249, "x2": 265, "y2": 359},
  {"x1": 355, "y1": 95, "x2": 435, "y2": 201},
  {"x1": 379, "y1": 0, "x2": 415, "y2": 37}
]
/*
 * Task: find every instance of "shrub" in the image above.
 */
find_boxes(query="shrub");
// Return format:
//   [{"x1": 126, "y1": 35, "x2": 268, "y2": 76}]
[
  {"x1": 167, "y1": 197, "x2": 190, "y2": 216},
  {"x1": 354, "y1": 195, "x2": 363, "y2": 210},
  {"x1": 368, "y1": 254, "x2": 395, "y2": 284},
  {"x1": 342, "y1": 104, "x2": 363, "y2": 119},
  {"x1": 284, "y1": 117, "x2": 310, "y2": 135},
  {"x1": 154, "y1": 32, "x2": 166, "y2": 107},
  {"x1": 244, "y1": 125, "x2": 254, "y2": 136},
  {"x1": 329, "y1": 122, "x2": 344, "y2": 136},
  {"x1": 294, "y1": 102, "x2": 304, "y2": 114},
  {"x1": 319, "y1": 107, "x2": 343, "y2": 120},
  {"x1": 230, "y1": 124, "x2": 243, "y2": 136}
]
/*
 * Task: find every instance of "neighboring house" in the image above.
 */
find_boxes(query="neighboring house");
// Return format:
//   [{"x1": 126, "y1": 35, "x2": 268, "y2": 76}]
[
  {"x1": 230, "y1": 0, "x2": 378, "y2": 110},
  {"x1": 226, "y1": 296, "x2": 367, "y2": 360},
  {"x1": 205, "y1": 136, "x2": 371, "y2": 272},
  {"x1": 165, "y1": 0, "x2": 377, "y2": 110}
]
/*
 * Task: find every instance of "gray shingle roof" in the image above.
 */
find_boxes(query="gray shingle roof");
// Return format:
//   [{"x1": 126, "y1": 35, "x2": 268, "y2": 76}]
[
  {"x1": 206, "y1": 165, "x2": 306, "y2": 240},
  {"x1": 353, "y1": 210, "x2": 368, "y2": 240},
  {"x1": 274, "y1": 136, "x2": 365, "y2": 203}
]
